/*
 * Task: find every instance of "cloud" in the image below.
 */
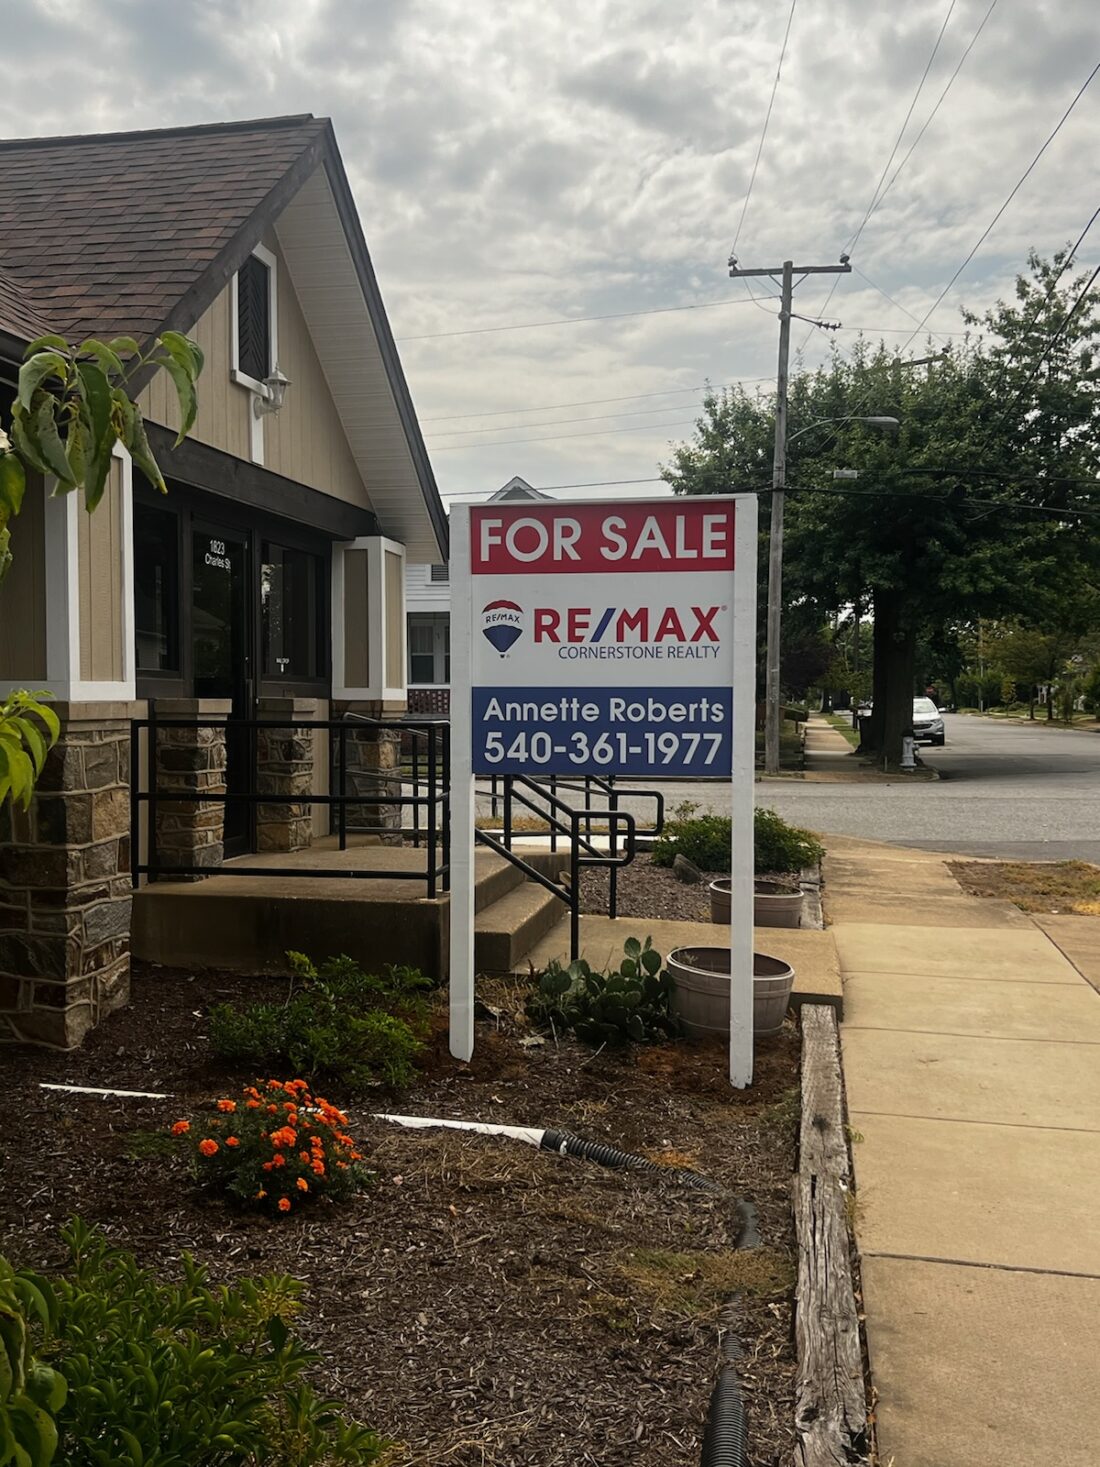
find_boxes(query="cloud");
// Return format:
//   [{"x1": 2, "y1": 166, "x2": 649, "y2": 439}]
[{"x1": 1, "y1": 0, "x2": 1097, "y2": 500}]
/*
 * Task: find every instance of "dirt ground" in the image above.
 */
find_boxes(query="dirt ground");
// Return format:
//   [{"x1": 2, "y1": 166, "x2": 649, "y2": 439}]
[
  {"x1": 0, "y1": 962, "x2": 800, "y2": 1467},
  {"x1": 950, "y1": 858, "x2": 1100, "y2": 915},
  {"x1": 579, "y1": 853, "x2": 802, "y2": 926}
]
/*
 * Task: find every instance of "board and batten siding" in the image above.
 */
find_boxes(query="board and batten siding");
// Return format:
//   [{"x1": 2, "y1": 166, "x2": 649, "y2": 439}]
[
  {"x1": 0, "y1": 471, "x2": 47, "y2": 681},
  {"x1": 138, "y1": 231, "x2": 373, "y2": 512},
  {"x1": 77, "y1": 458, "x2": 127, "y2": 683}
]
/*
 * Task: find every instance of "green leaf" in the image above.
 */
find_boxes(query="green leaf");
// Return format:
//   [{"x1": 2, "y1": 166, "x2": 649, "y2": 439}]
[
  {"x1": 0, "y1": 525, "x2": 10, "y2": 583},
  {"x1": 16, "y1": 353, "x2": 67, "y2": 412},
  {"x1": 9, "y1": 408, "x2": 54, "y2": 477},
  {"x1": 623, "y1": 937, "x2": 642, "y2": 958},
  {"x1": 65, "y1": 414, "x2": 87, "y2": 488},
  {"x1": 32, "y1": 400, "x2": 77, "y2": 487},
  {"x1": 10, "y1": 1394, "x2": 58, "y2": 1467},
  {"x1": 0, "y1": 740, "x2": 35, "y2": 809},
  {"x1": 75, "y1": 361, "x2": 112, "y2": 454},
  {"x1": 158, "y1": 355, "x2": 198, "y2": 444},
  {"x1": 77, "y1": 339, "x2": 125, "y2": 380},
  {"x1": 0, "y1": 453, "x2": 26, "y2": 517},
  {"x1": 118, "y1": 398, "x2": 166, "y2": 494},
  {"x1": 22, "y1": 335, "x2": 70, "y2": 357},
  {"x1": 158, "y1": 330, "x2": 205, "y2": 380},
  {"x1": 106, "y1": 336, "x2": 142, "y2": 360},
  {"x1": 640, "y1": 948, "x2": 662, "y2": 976},
  {"x1": 25, "y1": 1364, "x2": 66, "y2": 1414},
  {"x1": 81, "y1": 438, "x2": 116, "y2": 515},
  {"x1": 9, "y1": 717, "x2": 46, "y2": 776}
]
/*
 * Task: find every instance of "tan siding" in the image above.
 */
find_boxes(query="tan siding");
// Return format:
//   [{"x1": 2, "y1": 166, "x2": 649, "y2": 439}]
[
  {"x1": 0, "y1": 472, "x2": 47, "y2": 680},
  {"x1": 384, "y1": 549, "x2": 403, "y2": 689},
  {"x1": 137, "y1": 230, "x2": 372, "y2": 512},
  {"x1": 343, "y1": 549, "x2": 370, "y2": 688},
  {"x1": 137, "y1": 286, "x2": 250, "y2": 462},
  {"x1": 78, "y1": 458, "x2": 125, "y2": 682}
]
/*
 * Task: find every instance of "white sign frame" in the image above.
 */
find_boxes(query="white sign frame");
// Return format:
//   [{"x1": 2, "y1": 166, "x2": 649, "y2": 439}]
[{"x1": 449, "y1": 493, "x2": 758, "y2": 1087}]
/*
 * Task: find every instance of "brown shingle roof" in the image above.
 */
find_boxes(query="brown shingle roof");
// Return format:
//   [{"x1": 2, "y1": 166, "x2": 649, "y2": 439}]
[{"x1": 0, "y1": 115, "x2": 327, "y2": 344}]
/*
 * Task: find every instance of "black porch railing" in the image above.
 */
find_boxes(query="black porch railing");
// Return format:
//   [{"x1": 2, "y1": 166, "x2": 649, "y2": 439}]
[{"x1": 130, "y1": 710, "x2": 449, "y2": 895}]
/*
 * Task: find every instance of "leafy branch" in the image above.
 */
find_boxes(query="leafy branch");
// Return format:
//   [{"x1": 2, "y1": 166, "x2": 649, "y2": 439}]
[{"x1": 0, "y1": 331, "x2": 204, "y2": 582}]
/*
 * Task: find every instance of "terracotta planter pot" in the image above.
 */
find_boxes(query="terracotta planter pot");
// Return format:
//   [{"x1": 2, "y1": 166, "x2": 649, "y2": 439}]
[
  {"x1": 668, "y1": 946, "x2": 795, "y2": 1040},
  {"x1": 708, "y1": 878, "x2": 804, "y2": 928}
]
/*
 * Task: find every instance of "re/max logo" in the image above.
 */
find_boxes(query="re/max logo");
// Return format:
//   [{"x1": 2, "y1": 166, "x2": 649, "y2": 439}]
[{"x1": 533, "y1": 606, "x2": 722, "y2": 644}]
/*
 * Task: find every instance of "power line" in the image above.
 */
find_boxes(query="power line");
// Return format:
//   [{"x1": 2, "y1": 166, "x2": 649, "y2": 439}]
[
  {"x1": 426, "y1": 400, "x2": 721, "y2": 439},
  {"x1": 867, "y1": 0, "x2": 999, "y2": 231},
  {"x1": 731, "y1": 0, "x2": 798, "y2": 255},
  {"x1": 396, "y1": 295, "x2": 763, "y2": 342},
  {"x1": 802, "y1": 0, "x2": 960, "y2": 350},
  {"x1": 895, "y1": 58, "x2": 1100, "y2": 353},
  {"x1": 438, "y1": 477, "x2": 669, "y2": 498},
  {"x1": 429, "y1": 418, "x2": 701, "y2": 451},
  {"x1": 851, "y1": 265, "x2": 954, "y2": 340},
  {"x1": 419, "y1": 379, "x2": 769, "y2": 423}
]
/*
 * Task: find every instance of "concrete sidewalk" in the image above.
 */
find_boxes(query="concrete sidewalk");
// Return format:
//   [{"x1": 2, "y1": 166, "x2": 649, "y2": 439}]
[{"x1": 827, "y1": 836, "x2": 1100, "y2": 1467}]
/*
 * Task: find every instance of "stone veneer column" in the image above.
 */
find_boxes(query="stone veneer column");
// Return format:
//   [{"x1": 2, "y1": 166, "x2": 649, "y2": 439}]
[
  {"x1": 0, "y1": 702, "x2": 139, "y2": 1049},
  {"x1": 332, "y1": 703, "x2": 404, "y2": 845},
  {"x1": 151, "y1": 699, "x2": 230, "y2": 880},
  {"x1": 255, "y1": 698, "x2": 316, "y2": 853}
]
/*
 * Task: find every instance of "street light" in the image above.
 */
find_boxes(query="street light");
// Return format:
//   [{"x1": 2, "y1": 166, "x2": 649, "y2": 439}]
[{"x1": 763, "y1": 413, "x2": 900, "y2": 776}]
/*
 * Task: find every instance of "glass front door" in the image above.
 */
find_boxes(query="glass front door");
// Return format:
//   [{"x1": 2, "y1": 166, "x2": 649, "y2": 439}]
[{"x1": 192, "y1": 524, "x2": 252, "y2": 857}]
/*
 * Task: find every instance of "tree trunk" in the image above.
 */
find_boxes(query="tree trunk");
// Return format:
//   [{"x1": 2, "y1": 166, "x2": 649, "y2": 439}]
[
  {"x1": 859, "y1": 592, "x2": 890, "y2": 755},
  {"x1": 1046, "y1": 687, "x2": 1054, "y2": 721},
  {"x1": 1028, "y1": 690, "x2": 1035, "y2": 720},
  {"x1": 880, "y1": 607, "x2": 917, "y2": 770}
]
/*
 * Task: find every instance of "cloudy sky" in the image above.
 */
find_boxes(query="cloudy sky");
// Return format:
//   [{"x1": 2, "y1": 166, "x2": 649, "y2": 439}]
[{"x1": 3, "y1": 0, "x2": 1097, "y2": 503}]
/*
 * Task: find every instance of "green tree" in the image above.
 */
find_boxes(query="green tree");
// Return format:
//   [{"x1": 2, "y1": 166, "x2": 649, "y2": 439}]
[
  {"x1": 993, "y1": 625, "x2": 1078, "y2": 720},
  {"x1": 664, "y1": 253, "x2": 1100, "y2": 765},
  {"x1": 0, "y1": 333, "x2": 203, "y2": 806}
]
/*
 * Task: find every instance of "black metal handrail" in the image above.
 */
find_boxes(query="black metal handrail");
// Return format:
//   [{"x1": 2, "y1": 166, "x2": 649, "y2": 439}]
[{"x1": 130, "y1": 710, "x2": 448, "y2": 896}]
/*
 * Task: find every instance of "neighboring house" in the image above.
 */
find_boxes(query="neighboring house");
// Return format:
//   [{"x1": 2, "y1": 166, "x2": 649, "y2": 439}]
[
  {"x1": 406, "y1": 476, "x2": 548, "y2": 713},
  {"x1": 0, "y1": 115, "x2": 446, "y2": 1046}
]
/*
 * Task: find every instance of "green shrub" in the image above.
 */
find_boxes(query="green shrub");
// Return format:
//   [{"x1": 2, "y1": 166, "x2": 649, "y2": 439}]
[
  {"x1": 35, "y1": 1219, "x2": 384, "y2": 1465},
  {"x1": 171, "y1": 1079, "x2": 371, "y2": 1216},
  {"x1": 0, "y1": 1254, "x2": 66, "y2": 1467},
  {"x1": 209, "y1": 953, "x2": 430, "y2": 1092},
  {"x1": 527, "y1": 936, "x2": 678, "y2": 1045},
  {"x1": 651, "y1": 804, "x2": 823, "y2": 875}
]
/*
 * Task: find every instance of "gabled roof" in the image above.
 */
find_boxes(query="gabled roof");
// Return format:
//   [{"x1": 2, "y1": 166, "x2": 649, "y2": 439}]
[
  {"x1": 489, "y1": 475, "x2": 551, "y2": 502},
  {"x1": 0, "y1": 115, "x2": 446, "y2": 560}
]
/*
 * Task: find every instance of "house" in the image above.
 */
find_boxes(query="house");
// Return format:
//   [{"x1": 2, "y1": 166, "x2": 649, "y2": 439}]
[
  {"x1": 405, "y1": 476, "x2": 548, "y2": 714},
  {"x1": 0, "y1": 115, "x2": 447, "y2": 1046}
]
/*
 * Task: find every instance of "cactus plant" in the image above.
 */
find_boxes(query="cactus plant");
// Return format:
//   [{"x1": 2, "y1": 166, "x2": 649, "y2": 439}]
[{"x1": 527, "y1": 937, "x2": 678, "y2": 1045}]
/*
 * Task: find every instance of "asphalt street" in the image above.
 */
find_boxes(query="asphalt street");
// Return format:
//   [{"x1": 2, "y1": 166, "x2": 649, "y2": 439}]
[{"x1": 630, "y1": 714, "x2": 1100, "y2": 862}]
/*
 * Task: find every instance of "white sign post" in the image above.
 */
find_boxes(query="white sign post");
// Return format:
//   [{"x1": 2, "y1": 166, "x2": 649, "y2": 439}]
[{"x1": 449, "y1": 494, "x2": 758, "y2": 1087}]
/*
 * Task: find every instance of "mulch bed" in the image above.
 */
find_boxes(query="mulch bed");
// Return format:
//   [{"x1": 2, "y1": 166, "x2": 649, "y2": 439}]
[
  {"x1": 579, "y1": 854, "x2": 802, "y2": 925},
  {"x1": 0, "y1": 963, "x2": 799, "y2": 1467}
]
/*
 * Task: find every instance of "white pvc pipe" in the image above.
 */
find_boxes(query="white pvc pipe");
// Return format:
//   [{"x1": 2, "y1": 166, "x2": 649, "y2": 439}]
[
  {"x1": 40, "y1": 1083, "x2": 173, "y2": 1100},
  {"x1": 374, "y1": 1112, "x2": 545, "y2": 1148}
]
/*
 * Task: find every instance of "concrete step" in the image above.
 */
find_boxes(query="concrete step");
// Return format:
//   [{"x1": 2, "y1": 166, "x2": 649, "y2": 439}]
[
  {"x1": 473, "y1": 852, "x2": 526, "y2": 912},
  {"x1": 474, "y1": 881, "x2": 567, "y2": 973}
]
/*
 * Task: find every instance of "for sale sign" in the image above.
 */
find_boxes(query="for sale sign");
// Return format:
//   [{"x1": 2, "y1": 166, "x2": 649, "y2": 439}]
[
  {"x1": 448, "y1": 494, "x2": 758, "y2": 1088},
  {"x1": 469, "y1": 500, "x2": 739, "y2": 776}
]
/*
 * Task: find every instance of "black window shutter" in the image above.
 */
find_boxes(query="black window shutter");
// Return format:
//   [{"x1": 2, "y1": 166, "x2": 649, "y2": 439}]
[{"x1": 237, "y1": 255, "x2": 271, "y2": 381}]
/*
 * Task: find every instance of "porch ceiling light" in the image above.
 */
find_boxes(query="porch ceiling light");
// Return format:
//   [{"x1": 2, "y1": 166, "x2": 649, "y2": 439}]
[{"x1": 254, "y1": 363, "x2": 290, "y2": 417}]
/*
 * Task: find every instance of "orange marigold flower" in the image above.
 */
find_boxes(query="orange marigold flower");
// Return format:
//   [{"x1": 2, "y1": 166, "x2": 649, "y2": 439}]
[
  {"x1": 336, "y1": 1161, "x2": 349, "y2": 1170},
  {"x1": 267, "y1": 1104, "x2": 278, "y2": 1114},
  {"x1": 296, "y1": 1177, "x2": 309, "y2": 1192},
  {"x1": 272, "y1": 1153, "x2": 286, "y2": 1168},
  {"x1": 198, "y1": 1139, "x2": 219, "y2": 1157},
  {"x1": 350, "y1": 1151, "x2": 363, "y2": 1161},
  {"x1": 255, "y1": 1189, "x2": 267, "y2": 1200},
  {"x1": 216, "y1": 1099, "x2": 236, "y2": 1113},
  {"x1": 225, "y1": 1136, "x2": 240, "y2": 1148},
  {"x1": 277, "y1": 1197, "x2": 291, "y2": 1212},
  {"x1": 262, "y1": 1161, "x2": 274, "y2": 1172},
  {"x1": 245, "y1": 1100, "x2": 261, "y2": 1110},
  {"x1": 311, "y1": 1159, "x2": 325, "y2": 1176},
  {"x1": 270, "y1": 1127, "x2": 297, "y2": 1148},
  {"x1": 298, "y1": 1151, "x2": 311, "y2": 1164},
  {"x1": 171, "y1": 1120, "x2": 190, "y2": 1137}
]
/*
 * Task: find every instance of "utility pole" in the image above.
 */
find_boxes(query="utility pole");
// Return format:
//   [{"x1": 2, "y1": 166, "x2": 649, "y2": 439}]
[{"x1": 728, "y1": 256, "x2": 851, "y2": 774}]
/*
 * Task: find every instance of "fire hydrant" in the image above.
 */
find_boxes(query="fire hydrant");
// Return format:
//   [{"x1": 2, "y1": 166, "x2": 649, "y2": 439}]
[{"x1": 901, "y1": 734, "x2": 916, "y2": 770}]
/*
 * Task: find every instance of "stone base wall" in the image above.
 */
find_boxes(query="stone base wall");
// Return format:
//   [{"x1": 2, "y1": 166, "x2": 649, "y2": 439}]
[
  {"x1": 332, "y1": 705, "x2": 403, "y2": 845},
  {"x1": 0, "y1": 703, "x2": 139, "y2": 1048},
  {"x1": 152, "y1": 699, "x2": 229, "y2": 879},
  {"x1": 256, "y1": 698, "x2": 316, "y2": 853}
]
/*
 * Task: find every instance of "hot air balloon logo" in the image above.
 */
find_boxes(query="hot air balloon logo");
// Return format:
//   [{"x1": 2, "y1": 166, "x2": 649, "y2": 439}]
[{"x1": 482, "y1": 600, "x2": 524, "y2": 654}]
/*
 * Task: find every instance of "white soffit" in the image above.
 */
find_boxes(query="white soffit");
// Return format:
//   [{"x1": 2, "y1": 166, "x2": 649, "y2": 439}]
[{"x1": 274, "y1": 166, "x2": 443, "y2": 563}]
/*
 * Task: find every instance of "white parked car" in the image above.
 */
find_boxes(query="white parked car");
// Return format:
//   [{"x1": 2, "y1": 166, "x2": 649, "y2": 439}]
[{"x1": 913, "y1": 697, "x2": 945, "y2": 746}]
